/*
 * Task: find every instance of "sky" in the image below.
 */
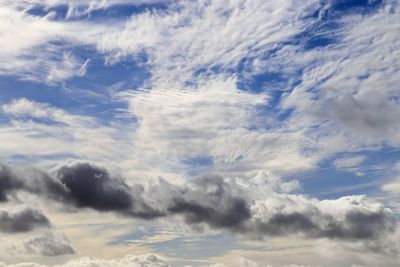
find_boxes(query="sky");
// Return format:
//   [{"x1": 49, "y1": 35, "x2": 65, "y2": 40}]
[{"x1": 0, "y1": 0, "x2": 399, "y2": 266}]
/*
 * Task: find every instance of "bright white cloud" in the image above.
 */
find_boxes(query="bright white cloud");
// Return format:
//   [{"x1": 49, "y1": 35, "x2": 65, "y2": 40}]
[{"x1": 0, "y1": 98, "x2": 132, "y2": 170}]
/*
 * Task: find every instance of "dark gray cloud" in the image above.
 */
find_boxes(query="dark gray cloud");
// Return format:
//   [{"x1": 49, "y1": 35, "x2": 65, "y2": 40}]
[
  {"x1": 57, "y1": 163, "x2": 134, "y2": 212},
  {"x1": 0, "y1": 162, "x2": 396, "y2": 241},
  {"x1": 168, "y1": 175, "x2": 251, "y2": 229},
  {"x1": 24, "y1": 233, "x2": 75, "y2": 257},
  {"x1": 56, "y1": 163, "x2": 164, "y2": 219},
  {"x1": 0, "y1": 207, "x2": 50, "y2": 233},
  {"x1": 169, "y1": 198, "x2": 250, "y2": 229},
  {"x1": 0, "y1": 163, "x2": 162, "y2": 218},
  {"x1": 0, "y1": 164, "x2": 24, "y2": 202},
  {"x1": 0, "y1": 163, "x2": 69, "y2": 203},
  {"x1": 254, "y1": 212, "x2": 319, "y2": 237},
  {"x1": 321, "y1": 209, "x2": 396, "y2": 240},
  {"x1": 252, "y1": 196, "x2": 396, "y2": 241}
]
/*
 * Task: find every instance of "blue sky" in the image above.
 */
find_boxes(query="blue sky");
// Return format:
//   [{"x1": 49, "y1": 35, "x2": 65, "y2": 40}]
[{"x1": 0, "y1": 1, "x2": 399, "y2": 267}]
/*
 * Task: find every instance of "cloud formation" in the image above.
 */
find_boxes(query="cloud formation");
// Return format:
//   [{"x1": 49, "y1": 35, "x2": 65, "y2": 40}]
[
  {"x1": 24, "y1": 233, "x2": 75, "y2": 257},
  {"x1": 251, "y1": 195, "x2": 396, "y2": 240},
  {"x1": 0, "y1": 162, "x2": 395, "y2": 243},
  {"x1": 0, "y1": 207, "x2": 50, "y2": 233}
]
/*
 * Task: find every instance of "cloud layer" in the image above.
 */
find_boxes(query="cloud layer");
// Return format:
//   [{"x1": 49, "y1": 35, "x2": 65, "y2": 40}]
[{"x1": 0, "y1": 162, "x2": 396, "y2": 244}]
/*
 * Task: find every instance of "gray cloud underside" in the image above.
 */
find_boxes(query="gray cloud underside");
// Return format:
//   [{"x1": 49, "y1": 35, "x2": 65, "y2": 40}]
[
  {"x1": 0, "y1": 207, "x2": 50, "y2": 233},
  {"x1": 24, "y1": 233, "x2": 75, "y2": 257},
  {"x1": 0, "y1": 162, "x2": 395, "y2": 241},
  {"x1": 253, "y1": 208, "x2": 395, "y2": 240}
]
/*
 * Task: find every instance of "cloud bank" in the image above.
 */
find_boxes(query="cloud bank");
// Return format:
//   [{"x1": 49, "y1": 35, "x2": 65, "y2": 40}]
[{"x1": 0, "y1": 162, "x2": 395, "y2": 244}]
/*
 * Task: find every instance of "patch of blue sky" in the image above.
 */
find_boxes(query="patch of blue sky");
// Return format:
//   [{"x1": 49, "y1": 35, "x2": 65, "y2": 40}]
[
  {"x1": 0, "y1": 75, "x2": 63, "y2": 106},
  {"x1": 25, "y1": 1, "x2": 171, "y2": 21},
  {"x1": 25, "y1": 4, "x2": 69, "y2": 20},
  {"x1": 323, "y1": 0, "x2": 384, "y2": 16},
  {"x1": 152, "y1": 234, "x2": 239, "y2": 258},
  {"x1": 64, "y1": 46, "x2": 149, "y2": 120},
  {"x1": 110, "y1": 227, "x2": 240, "y2": 262},
  {"x1": 0, "y1": 44, "x2": 150, "y2": 124},
  {"x1": 299, "y1": 148, "x2": 400, "y2": 199},
  {"x1": 182, "y1": 156, "x2": 214, "y2": 168},
  {"x1": 182, "y1": 156, "x2": 214, "y2": 176},
  {"x1": 108, "y1": 228, "x2": 150, "y2": 245}
]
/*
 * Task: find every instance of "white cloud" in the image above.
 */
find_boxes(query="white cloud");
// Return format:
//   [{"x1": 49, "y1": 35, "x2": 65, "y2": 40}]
[
  {"x1": 98, "y1": 0, "x2": 319, "y2": 82},
  {"x1": 238, "y1": 257, "x2": 259, "y2": 267},
  {"x1": 2, "y1": 98, "x2": 92, "y2": 126},
  {"x1": 0, "y1": 254, "x2": 169, "y2": 267},
  {"x1": 333, "y1": 156, "x2": 366, "y2": 170},
  {"x1": 121, "y1": 76, "x2": 316, "y2": 178},
  {"x1": 0, "y1": 6, "x2": 90, "y2": 84},
  {"x1": 281, "y1": 4, "x2": 400, "y2": 154},
  {"x1": 0, "y1": 98, "x2": 132, "y2": 170},
  {"x1": 382, "y1": 182, "x2": 400, "y2": 193},
  {"x1": 332, "y1": 156, "x2": 366, "y2": 175}
]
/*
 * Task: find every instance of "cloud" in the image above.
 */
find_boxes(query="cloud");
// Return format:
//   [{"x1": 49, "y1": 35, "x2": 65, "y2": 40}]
[
  {"x1": 280, "y1": 2, "x2": 400, "y2": 154},
  {"x1": 167, "y1": 175, "x2": 251, "y2": 229},
  {"x1": 56, "y1": 163, "x2": 134, "y2": 211},
  {"x1": 238, "y1": 257, "x2": 259, "y2": 267},
  {"x1": 0, "y1": 163, "x2": 70, "y2": 203},
  {"x1": 0, "y1": 164, "x2": 24, "y2": 202},
  {"x1": 0, "y1": 6, "x2": 85, "y2": 84},
  {"x1": 382, "y1": 182, "x2": 400, "y2": 193},
  {"x1": 0, "y1": 98, "x2": 130, "y2": 170},
  {"x1": 0, "y1": 254, "x2": 169, "y2": 267},
  {"x1": 0, "y1": 206, "x2": 50, "y2": 233},
  {"x1": 24, "y1": 232, "x2": 75, "y2": 257},
  {"x1": 97, "y1": 0, "x2": 319, "y2": 82},
  {"x1": 382, "y1": 162, "x2": 400, "y2": 195},
  {"x1": 56, "y1": 163, "x2": 163, "y2": 218},
  {"x1": 333, "y1": 156, "x2": 366, "y2": 170},
  {"x1": 0, "y1": 162, "x2": 396, "y2": 243},
  {"x1": 250, "y1": 194, "x2": 396, "y2": 241}
]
